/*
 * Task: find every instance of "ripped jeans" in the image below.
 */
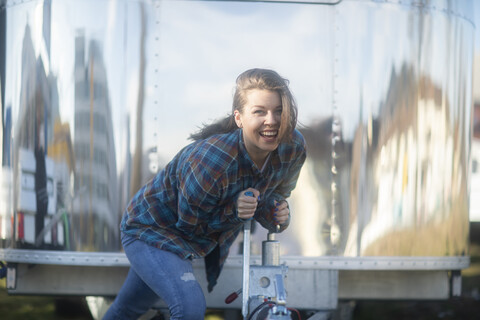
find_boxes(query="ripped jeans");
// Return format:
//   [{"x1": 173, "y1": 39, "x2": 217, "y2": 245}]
[{"x1": 103, "y1": 233, "x2": 206, "y2": 320}]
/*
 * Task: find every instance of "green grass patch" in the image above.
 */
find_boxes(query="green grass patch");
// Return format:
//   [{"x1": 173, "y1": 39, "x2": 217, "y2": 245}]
[{"x1": 0, "y1": 279, "x2": 92, "y2": 320}]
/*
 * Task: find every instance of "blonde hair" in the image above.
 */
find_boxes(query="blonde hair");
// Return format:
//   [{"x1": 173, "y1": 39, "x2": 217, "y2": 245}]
[{"x1": 190, "y1": 68, "x2": 298, "y2": 142}]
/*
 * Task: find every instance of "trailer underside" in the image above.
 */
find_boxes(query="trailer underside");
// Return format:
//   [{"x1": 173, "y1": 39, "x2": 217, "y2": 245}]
[{"x1": 0, "y1": 249, "x2": 468, "y2": 311}]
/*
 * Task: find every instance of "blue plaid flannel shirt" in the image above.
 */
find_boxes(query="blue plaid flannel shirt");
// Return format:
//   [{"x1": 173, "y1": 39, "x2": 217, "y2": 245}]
[{"x1": 121, "y1": 128, "x2": 306, "y2": 290}]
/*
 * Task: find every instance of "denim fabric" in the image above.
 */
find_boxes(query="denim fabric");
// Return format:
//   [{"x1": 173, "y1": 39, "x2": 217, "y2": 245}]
[{"x1": 103, "y1": 234, "x2": 206, "y2": 320}]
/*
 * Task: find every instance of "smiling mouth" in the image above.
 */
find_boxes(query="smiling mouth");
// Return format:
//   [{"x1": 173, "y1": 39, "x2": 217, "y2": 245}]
[{"x1": 260, "y1": 131, "x2": 278, "y2": 138}]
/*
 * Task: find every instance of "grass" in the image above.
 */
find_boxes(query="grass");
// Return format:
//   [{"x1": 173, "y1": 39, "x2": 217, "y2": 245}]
[
  {"x1": 0, "y1": 280, "x2": 91, "y2": 320},
  {"x1": 0, "y1": 288, "x2": 57, "y2": 320}
]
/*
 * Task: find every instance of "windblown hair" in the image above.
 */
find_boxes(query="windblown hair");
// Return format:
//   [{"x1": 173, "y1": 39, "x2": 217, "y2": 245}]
[{"x1": 190, "y1": 68, "x2": 298, "y2": 142}]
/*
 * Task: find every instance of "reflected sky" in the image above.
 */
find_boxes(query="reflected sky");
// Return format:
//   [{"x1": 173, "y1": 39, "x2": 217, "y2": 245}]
[
  {"x1": 150, "y1": 0, "x2": 334, "y2": 157},
  {"x1": 5, "y1": 0, "x2": 335, "y2": 160}
]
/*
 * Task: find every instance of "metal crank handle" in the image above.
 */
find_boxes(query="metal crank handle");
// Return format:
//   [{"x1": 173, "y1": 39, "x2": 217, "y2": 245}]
[
  {"x1": 242, "y1": 219, "x2": 251, "y2": 320},
  {"x1": 242, "y1": 191, "x2": 255, "y2": 319}
]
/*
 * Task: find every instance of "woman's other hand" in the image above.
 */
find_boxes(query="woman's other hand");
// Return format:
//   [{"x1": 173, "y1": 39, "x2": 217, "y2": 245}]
[{"x1": 273, "y1": 200, "x2": 289, "y2": 225}]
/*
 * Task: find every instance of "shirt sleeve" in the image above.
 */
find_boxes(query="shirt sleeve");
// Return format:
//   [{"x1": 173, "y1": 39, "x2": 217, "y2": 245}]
[{"x1": 175, "y1": 151, "x2": 244, "y2": 239}]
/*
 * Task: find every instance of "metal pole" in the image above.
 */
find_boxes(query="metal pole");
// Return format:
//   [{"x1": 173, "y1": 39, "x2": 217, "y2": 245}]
[{"x1": 242, "y1": 220, "x2": 251, "y2": 320}]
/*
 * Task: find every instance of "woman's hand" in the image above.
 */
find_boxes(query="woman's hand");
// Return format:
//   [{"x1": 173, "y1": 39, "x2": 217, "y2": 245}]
[
  {"x1": 273, "y1": 200, "x2": 289, "y2": 225},
  {"x1": 236, "y1": 188, "x2": 260, "y2": 220}
]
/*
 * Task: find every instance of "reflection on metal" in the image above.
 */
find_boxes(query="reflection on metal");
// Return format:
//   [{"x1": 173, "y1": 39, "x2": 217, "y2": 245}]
[
  {"x1": 0, "y1": 0, "x2": 136, "y2": 251},
  {"x1": 0, "y1": 0, "x2": 474, "y2": 261},
  {"x1": 286, "y1": 0, "x2": 474, "y2": 258},
  {"x1": 197, "y1": 0, "x2": 342, "y2": 4}
]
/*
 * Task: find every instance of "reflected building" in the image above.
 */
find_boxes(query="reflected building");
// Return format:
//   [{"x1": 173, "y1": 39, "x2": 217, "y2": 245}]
[
  {"x1": 7, "y1": 1, "x2": 77, "y2": 250},
  {"x1": 343, "y1": 65, "x2": 469, "y2": 257},
  {"x1": 287, "y1": 62, "x2": 470, "y2": 258},
  {"x1": 73, "y1": 34, "x2": 119, "y2": 251},
  {"x1": 11, "y1": 15, "x2": 69, "y2": 249}
]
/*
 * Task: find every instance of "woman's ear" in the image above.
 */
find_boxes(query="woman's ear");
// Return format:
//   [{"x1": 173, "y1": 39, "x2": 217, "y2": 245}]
[{"x1": 234, "y1": 110, "x2": 242, "y2": 128}]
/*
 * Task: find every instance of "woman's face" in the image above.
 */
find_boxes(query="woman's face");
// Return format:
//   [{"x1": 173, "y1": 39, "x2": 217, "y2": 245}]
[{"x1": 234, "y1": 89, "x2": 282, "y2": 167}]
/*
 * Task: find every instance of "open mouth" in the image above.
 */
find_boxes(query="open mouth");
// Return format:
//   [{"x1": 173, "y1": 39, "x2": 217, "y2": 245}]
[{"x1": 260, "y1": 130, "x2": 278, "y2": 138}]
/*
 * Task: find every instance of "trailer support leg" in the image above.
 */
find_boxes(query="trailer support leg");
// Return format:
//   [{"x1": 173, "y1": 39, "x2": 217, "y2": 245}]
[{"x1": 451, "y1": 270, "x2": 462, "y2": 297}]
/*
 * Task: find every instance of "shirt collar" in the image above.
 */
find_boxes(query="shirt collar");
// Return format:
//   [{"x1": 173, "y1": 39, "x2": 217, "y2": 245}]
[{"x1": 237, "y1": 129, "x2": 277, "y2": 177}]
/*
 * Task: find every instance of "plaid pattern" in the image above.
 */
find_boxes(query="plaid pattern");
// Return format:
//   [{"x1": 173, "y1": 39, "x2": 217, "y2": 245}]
[{"x1": 121, "y1": 128, "x2": 306, "y2": 287}]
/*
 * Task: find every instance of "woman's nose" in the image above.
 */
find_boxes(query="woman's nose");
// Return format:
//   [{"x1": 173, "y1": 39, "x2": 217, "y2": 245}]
[{"x1": 265, "y1": 111, "x2": 277, "y2": 125}]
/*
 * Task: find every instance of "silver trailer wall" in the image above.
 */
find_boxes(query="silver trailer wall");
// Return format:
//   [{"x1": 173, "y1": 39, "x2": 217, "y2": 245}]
[
  {"x1": 0, "y1": 0, "x2": 473, "y2": 257},
  {"x1": 0, "y1": 0, "x2": 474, "y2": 307}
]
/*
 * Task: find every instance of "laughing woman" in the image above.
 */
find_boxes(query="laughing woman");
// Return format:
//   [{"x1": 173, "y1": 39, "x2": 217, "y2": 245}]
[{"x1": 103, "y1": 68, "x2": 307, "y2": 320}]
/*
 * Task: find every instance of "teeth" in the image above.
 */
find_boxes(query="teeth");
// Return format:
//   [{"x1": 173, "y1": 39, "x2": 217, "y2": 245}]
[{"x1": 261, "y1": 131, "x2": 277, "y2": 137}]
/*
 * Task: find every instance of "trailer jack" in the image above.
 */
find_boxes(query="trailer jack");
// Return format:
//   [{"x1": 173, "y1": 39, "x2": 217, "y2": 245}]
[{"x1": 237, "y1": 222, "x2": 293, "y2": 320}]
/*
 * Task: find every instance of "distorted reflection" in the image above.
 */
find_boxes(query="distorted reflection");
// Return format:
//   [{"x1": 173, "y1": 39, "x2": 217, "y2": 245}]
[
  {"x1": 0, "y1": 0, "x2": 473, "y2": 258},
  {"x1": 290, "y1": 118, "x2": 343, "y2": 256},
  {"x1": 344, "y1": 67, "x2": 469, "y2": 257},
  {"x1": 72, "y1": 35, "x2": 119, "y2": 251},
  {"x1": 13, "y1": 20, "x2": 65, "y2": 250},
  {"x1": 5, "y1": 0, "x2": 124, "y2": 251},
  {"x1": 1, "y1": 0, "x2": 152, "y2": 252}
]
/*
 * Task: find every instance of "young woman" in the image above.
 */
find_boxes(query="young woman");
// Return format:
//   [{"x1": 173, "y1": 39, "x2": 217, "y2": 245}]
[{"x1": 103, "y1": 68, "x2": 307, "y2": 319}]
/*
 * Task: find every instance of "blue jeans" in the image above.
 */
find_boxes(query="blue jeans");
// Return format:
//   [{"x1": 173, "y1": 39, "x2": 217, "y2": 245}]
[{"x1": 103, "y1": 233, "x2": 206, "y2": 320}]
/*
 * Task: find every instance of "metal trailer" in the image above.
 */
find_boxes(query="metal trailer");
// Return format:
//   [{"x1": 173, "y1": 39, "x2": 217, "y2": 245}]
[{"x1": 0, "y1": 0, "x2": 474, "y2": 318}]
